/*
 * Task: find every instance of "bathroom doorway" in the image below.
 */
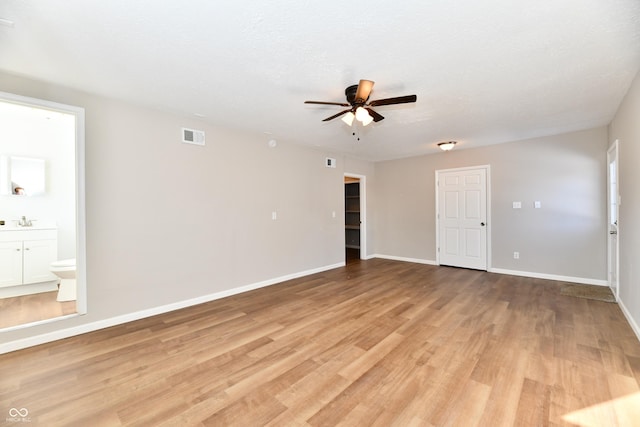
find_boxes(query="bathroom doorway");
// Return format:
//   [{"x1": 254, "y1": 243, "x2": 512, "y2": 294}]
[{"x1": 0, "y1": 92, "x2": 86, "y2": 331}]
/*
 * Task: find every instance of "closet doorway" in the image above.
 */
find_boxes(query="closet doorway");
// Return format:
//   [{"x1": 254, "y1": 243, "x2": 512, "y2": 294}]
[{"x1": 344, "y1": 174, "x2": 366, "y2": 263}]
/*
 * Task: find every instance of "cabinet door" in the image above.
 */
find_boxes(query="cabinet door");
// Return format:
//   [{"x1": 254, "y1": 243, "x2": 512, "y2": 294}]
[
  {"x1": 0, "y1": 241, "x2": 23, "y2": 287},
  {"x1": 23, "y1": 239, "x2": 58, "y2": 284}
]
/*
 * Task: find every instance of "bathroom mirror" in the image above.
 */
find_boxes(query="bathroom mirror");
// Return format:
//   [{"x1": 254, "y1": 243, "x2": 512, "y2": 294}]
[
  {"x1": 1, "y1": 155, "x2": 46, "y2": 196},
  {"x1": 0, "y1": 92, "x2": 86, "y2": 332}
]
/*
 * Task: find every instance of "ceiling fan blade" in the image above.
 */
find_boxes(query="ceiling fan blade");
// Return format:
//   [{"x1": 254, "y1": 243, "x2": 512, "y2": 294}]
[
  {"x1": 354, "y1": 79, "x2": 375, "y2": 103},
  {"x1": 369, "y1": 94, "x2": 417, "y2": 107},
  {"x1": 305, "y1": 101, "x2": 351, "y2": 106},
  {"x1": 322, "y1": 109, "x2": 352, "y2": 122},
  {"x1": 366, "y1": 108, "x2": 384, "y2": 122}
]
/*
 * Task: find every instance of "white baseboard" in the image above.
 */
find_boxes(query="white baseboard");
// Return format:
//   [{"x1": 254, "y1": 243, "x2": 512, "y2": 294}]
[
  {"x1": 488, "y1": 268, "x2": 608, "y2": 286},
  {"x1": 0, "y1": 262, "x2": 344, "y2": 355},
  {"x1": 373, "y1": 254, "x2": 437, "y2": 265},
  {"x1": 0, "y1": 281, "x2": 58, "y2": 299},
  {"x1": 370, "y1": 255, "x2": 610, "y2": 288},
  {"x1": 617, "y1": 298, "x2": 640, "y2": 343},
  {"x1": 372, "y1": 257, "x2": 606, "y2": 286}
]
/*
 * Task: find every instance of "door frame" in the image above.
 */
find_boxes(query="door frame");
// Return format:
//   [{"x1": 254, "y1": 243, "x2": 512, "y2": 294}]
[
  {"x1": 0, "y1": 91, "x2": 87, "y2": 321},
  {"x1": 435, "y1": 165, "x2": 491, "y2": 270},
  {"x1": 344, "y1": 173, "x2": 367, "y2": 260},
  {"x1": 607, "y1": 139, "x2": 620, "y2": 300}
]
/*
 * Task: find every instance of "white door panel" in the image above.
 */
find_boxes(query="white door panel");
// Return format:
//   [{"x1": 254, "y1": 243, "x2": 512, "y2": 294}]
[
  {"x1": 444, "y1": 191, "x2": 459, "y2": 218},
  {"x1": 465, "y1": 229, "x2": 481, "y2": 257},
  {"x1": 444, "y1": 228, "x2": 459, "y2": 255},
  {"x1": 465, "y1": 190, "x2": 481, "y2": 218},
  {"x1": 437, "y1": 167, "x2": 488, "y2": 270},
  {"x1": 607, "y1": 142, "x2": 619, "y2": 299}
]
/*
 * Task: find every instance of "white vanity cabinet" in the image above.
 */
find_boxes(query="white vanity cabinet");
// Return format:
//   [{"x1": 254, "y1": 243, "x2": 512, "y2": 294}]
[
  {"x1": 0, "y1": 240, "x2": 23, "y2": 286},
  {"x1": 0, "y1": 228, "x2": 58, "y2": 288}
]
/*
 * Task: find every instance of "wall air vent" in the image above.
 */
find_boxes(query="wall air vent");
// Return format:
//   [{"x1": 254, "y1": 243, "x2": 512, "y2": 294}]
[{"x1": 181, "y1": 128, "x2": 205, "y2": 146}]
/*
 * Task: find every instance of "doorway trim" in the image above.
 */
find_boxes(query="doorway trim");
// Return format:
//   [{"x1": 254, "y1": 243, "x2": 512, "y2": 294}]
[
  {"x1": 0, "y1": 91, "x2": 87, "y2": 328},
  {"x1": 435, "y1": 165, "x2": 491, "y2": 270},
  {"x1": 344, "y1": 173, "x2": 367, "y2": 260},
  {"x1": 607, "y1": 139, "x2": 620, "y2": 300}
]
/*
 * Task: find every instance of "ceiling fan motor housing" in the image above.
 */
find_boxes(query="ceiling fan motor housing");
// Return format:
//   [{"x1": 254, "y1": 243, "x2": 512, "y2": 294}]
[{"x1": 345, "y1": 85, "x2": 361, "y2": 105}]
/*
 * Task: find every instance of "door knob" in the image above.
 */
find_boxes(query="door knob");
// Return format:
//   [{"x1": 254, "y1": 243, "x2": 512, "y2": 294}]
[
  {"x1": 609, "y1": 231, "x2": 617, "y2": 235},
  {"x1": 481, "y1": 222, "x2": 486, "y2": 226}
]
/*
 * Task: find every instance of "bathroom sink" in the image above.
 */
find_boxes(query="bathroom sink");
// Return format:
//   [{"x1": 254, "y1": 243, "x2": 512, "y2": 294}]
[{"x1": 0, "y1": 219, "x2": 57, "y2": 231}]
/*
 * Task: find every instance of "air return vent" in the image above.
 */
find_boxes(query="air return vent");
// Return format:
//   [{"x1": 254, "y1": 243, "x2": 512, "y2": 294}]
[{"x1": 181, "y1": 128, "x2": 205, "y2": 146}]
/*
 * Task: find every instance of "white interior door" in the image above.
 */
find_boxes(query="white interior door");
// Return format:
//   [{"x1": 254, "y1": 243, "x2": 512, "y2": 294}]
[
  {"x1": 607, "y1": 141, "x2": 619, "y2": 299},
  {"x1": 437, "y1": 167, "x2": 488, "y2": 270}
]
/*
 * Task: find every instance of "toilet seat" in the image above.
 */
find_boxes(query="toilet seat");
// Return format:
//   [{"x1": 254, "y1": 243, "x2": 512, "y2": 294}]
[{"x1": 51, "y1": 258, "x2": 76, "y2": 269}]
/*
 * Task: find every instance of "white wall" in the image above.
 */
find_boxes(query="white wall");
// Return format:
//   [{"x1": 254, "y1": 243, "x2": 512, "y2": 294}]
[
  {"x1": 373, "y1": 127, "x2": 609, "y2": 282},
  {"x1": 609, "y1": 69, "x2": 640, "y2": 337},
  {"x1": 0, "y1": 72, "x2": 352, "y2": 346}
]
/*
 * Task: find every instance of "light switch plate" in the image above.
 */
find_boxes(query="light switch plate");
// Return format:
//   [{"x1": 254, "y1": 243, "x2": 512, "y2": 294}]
[{"x1": 513, "y1": 201, "x2": 522, "y2": 209}]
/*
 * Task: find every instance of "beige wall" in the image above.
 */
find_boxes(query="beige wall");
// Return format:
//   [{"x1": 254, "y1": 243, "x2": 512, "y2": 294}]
[
  {"x1": 373, "y1": 127, "x2": 609, "y2": 281},
  {"x1": 609, "y1": 70, "x2": 640, "y2": 335},
  {"x1": 0, "y1": 72, "x2": 357, "y2": 345}
]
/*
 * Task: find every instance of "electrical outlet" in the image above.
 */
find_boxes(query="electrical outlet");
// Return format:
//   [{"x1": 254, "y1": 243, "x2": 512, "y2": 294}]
[{"x1": 513, "y1": 251, "x2": 520, "y2": 259}]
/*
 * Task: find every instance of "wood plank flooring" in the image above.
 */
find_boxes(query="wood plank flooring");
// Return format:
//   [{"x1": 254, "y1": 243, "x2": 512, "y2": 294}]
[
  {"x1": 1, "y1": 259, "x2": 639, "y2": 426},
  {"x1": 0, "y1": 291, "x2": 77, "y2": 329}
]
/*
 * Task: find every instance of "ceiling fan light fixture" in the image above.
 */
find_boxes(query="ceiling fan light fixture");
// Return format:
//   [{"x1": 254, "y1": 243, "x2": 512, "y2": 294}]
[
  {"x1": 341, "y1": 111, "x2": 355, "y2": 126},
  {"x1": 360, "y1": 114, "x2": 374, "y2": 126},
  {"x1": 355, "y1": 106, "x2": 370, "y2": 122},
  {"x1": 305, "y1": 80, "x2": 417, "y2": 127},
  {"x1": 438, "y1": 141, "x2": 457, "y2": 151}
]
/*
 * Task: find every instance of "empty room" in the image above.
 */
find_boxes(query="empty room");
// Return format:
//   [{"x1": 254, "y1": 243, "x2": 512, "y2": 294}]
[{"x1": 1, "y1": 1, "x2": 640, "y2": 425}]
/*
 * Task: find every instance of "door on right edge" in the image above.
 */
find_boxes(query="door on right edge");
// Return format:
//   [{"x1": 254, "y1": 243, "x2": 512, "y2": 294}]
[
  {"x1": 437, "y1": 167, "x2": 488, "y2": 270},
  {"x1": 607, "y1": 142, "x2": 619, "y2": 299}
]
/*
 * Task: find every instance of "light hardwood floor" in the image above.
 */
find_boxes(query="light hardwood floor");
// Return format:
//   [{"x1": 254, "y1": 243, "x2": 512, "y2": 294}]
[
  {"x1": 0, "y1": 291, "x2": 76, "y2": 329},
  {"x1": 1, "y1": 259, "x2": 639, "y2": 426}
]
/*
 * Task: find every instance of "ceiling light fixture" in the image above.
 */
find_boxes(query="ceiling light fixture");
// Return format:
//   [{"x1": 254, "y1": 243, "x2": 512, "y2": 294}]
[
  {"x1": 341, "y1": 111, "x2": 355, "y2": 126},
  {"x1": 355, "y1": 106, "x2": 369, "y2": 121},
  {"x1": 344, "y1": 106, "x2": 372, "y2": 127},
  {"x1": 438, "y1": 141, "x2": 457, "y2": 151},
  {"x1": 360, "y1": 113, "x2": 374, "y2": 126}
]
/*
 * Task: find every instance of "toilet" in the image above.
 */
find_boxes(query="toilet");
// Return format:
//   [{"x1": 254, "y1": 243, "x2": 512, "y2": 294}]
[{"x1": 50, "y1": 258, "x2": 76, "y2": 302}]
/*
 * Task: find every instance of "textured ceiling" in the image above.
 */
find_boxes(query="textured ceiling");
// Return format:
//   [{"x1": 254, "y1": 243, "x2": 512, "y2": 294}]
[{"x1": 1, "y1": 0, "x2": 639, "y2": 161}]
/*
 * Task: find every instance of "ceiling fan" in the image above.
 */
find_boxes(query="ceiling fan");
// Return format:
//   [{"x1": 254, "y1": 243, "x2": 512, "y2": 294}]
[{"x1": 304, "y1": 79, "x2": 417, "y2": 126}]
